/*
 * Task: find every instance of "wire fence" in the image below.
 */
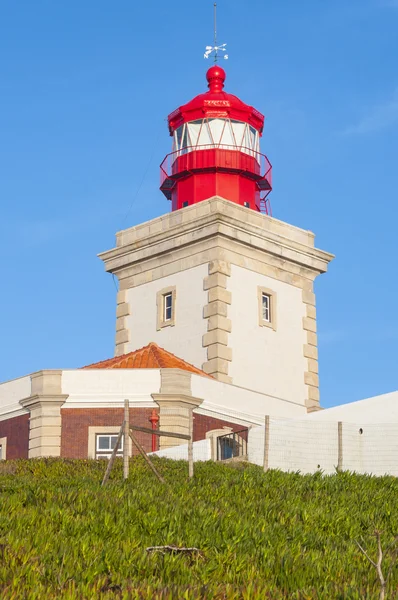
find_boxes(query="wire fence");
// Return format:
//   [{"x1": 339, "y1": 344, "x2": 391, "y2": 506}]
[
  {"x1": 151, "y1": 409, "x2": 398, "y2": 477},
  {"x1": 98, "y1": 401, "x2": 398, "y2": 479}
]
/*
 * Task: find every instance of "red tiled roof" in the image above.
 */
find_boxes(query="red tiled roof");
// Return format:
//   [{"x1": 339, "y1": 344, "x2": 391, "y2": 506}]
[{"x1": 82, "y1": 342, "x2": 211, "y2": 377}]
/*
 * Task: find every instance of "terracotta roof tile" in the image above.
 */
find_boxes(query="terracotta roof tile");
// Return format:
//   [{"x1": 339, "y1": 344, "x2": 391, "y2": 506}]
[{"x1": 82, "y1": 342, "x2": 211, "y2": 377}]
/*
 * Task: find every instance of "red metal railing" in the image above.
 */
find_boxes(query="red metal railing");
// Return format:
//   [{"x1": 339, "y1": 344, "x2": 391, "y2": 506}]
[{"x1": 160, "y1": 145, "x2": 272, "y2": 189}]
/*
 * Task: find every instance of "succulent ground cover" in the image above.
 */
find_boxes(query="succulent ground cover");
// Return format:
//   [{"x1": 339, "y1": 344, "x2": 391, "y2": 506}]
[{"x1": 1, "y1": 457, "x2": 398, "y2": 599}]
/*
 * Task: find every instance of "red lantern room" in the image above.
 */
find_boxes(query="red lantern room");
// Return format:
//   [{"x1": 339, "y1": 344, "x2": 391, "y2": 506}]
[{"x1": 160, "y1": 65, "x2": 272, "y2": 213}]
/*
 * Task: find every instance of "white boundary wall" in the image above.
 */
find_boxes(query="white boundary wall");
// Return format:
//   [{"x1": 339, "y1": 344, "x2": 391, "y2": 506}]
[
  {"x1": 150, "y1": 439, "x2": 211, "y2": 462},
  {"x1": 248, "y1": 418, "x2": 398, "y2": 476}
]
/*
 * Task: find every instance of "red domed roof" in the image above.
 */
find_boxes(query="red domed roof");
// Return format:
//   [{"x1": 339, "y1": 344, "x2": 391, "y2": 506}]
[{"x1": 167, "y1": 67, "x2": 264, "y2": 135}]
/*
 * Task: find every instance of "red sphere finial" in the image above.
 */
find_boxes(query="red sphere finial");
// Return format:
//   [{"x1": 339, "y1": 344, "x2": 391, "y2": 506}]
[{"x1": 206, "y1": 65, "x2": 226, "y2": 93}]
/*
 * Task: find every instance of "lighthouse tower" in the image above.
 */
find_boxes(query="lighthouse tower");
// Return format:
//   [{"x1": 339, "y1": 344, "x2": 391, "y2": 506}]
[{"x1": 100, "y1": 67, "x2": 334, "y2": 413}]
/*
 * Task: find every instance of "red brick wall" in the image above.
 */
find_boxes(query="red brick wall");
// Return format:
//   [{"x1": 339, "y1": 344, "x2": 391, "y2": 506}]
[
  {"x1": 61, "y1": 408, "x2": 159, "y2": 458},
  {"x1": 193, "y1": 413, "x2": 247, "y2": 442},
  {"x1": 0, "y1": 414, "x2": 29, "y2": 459}
]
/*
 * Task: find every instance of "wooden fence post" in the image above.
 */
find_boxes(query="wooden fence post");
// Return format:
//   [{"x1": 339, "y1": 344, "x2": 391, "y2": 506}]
[
  {"x1": 188, "y1": 410, "x2": 194, "y2": 479},
  {"x1": 337, "y1": 421, "x2": 343, "y2": 472},
  {"x1": 263, "y1": 415, "x2": 270, "y2": 472},
  {"x1": 129, "y1": 430, "x2": 166, "y2": 484},
  {"x1": 102, "y1": 423, "x2": 124, "y2": 487},
  {"x1": 123, "y1": 399, "x2": 130, "y2": 480}
]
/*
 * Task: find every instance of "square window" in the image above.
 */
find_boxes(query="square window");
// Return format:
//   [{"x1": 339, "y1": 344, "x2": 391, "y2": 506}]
[
  {"x1": 96, "y1": 434, "x2": 123, "y2": 457},
  {"x1": 97, "y1": 436, "x2": 110, "y2": 450}
]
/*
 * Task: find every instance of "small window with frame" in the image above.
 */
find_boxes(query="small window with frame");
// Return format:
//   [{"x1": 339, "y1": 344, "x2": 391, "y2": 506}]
[
  {"x1": 96, "y1": 434, "x2": 123, "y2": 460},
  {"x1": 157, "y1": 286, "x2": 176, "y2": 329},
  {"x1": 258, "y1": 286, "x2": 277, "y2": 330}
]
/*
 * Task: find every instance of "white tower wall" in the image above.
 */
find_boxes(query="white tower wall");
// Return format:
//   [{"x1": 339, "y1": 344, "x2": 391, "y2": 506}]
[{"x1": 99, "y1": 197, "x2": 333, "y2": 412}]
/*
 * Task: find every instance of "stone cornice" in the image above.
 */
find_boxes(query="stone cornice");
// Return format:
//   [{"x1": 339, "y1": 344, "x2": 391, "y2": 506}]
[
  {"x1": 99, "y1": 197, "x2": 334, "y2": 279},
  {"x1": 20, "y1": 394, "x2": 69, "y2": 409},
  {"x1": 151, "y1": 393, "x2": 204, "y2": 409}
]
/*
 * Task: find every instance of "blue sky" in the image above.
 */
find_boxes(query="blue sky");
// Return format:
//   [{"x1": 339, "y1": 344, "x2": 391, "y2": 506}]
[{"x1": 0, "y1": 0, "x2": 397, "y2": 408}]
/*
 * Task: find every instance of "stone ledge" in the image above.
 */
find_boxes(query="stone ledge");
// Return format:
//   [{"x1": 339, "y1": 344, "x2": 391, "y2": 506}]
[
  {"x1": 115, "y1": 329, "x2": 129, "y2": 345},
  {"x1": 202, "y1": 330, "x2": 229, "y2": 347},
  {"x1": 307, "y1": 385, "x2": 320, "y2": 402},
  {"x1": 306, "y1": 331, "x2": 318, "y2": 347},
  {"x1": 208, "y1": 287, "x2": 232, "y2": 304},
  {"x1": 307, "y1": 358, "x2": 319, "y2": 374},
  {"x1": 202, "y1": 358, "x2": 230, "y2": 376},
  {"x1": 208, "y1": 259, "x2": 231, "y2": 276},
  {"x1": 303, "y1": 344, "x2": 318, "y2": 360},
  {"x1": 204, "y1": 272, "x2": 228, "y2": 290},
  {"x1": 116, "y1": 303, "x2": 130, "y2": 318},
  {"x1": 116, "y1": 317, "x2": 126, "y2": 332},
  {"x1": 115, "y1": 344, "x2": 127, "y2": 357},
  {"x1": 212, "y1": 373, "x2": 233, "y2": 384},
  {"x1": 207, "y1": 315, "x2": 232, "y2": 333},
  {"x1": 206, "y1": 344, "x2": 232, "y2": 362},
  {"x1": 203, "y1": 301, "x2": 228, "y2": 319},
  {"x1": 303, "y1": 317, "x2": 317, "y2": 333},
  {"x1": 306, "y1": 304, "x2": 316, "y2": 319},
  {"x1": 302, "y1": 289, "x2": 316, "y2": 306},
  {"x1": 304, "y1": 371, "x2": 319, "y2": 387},
  {"x1": 100, "y1": 198, "x2": 334, "y2": 281},
  {"x1": 117, "y1": 290, "x2": 128, "y2": 304}
]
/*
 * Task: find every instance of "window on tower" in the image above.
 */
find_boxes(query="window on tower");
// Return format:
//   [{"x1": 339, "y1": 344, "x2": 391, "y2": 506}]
[
  {"x1": 258, "y1": 287, "x2": 277, "y2": 330},
  {"x1": 164, "y1": 293, "x2": 172, "y2": 322},
  {"x1": 262, "y1": 293, "x2": 270, "y2": 322},
  {"x1": 156, "y1": 286, "x2": 176, "y2": 330}
]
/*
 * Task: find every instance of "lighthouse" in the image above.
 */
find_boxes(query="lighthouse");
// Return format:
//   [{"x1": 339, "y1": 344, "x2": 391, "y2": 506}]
[
  {"x1": 100, "y1": 66, "x2": 334, "y2": 413},
  {"x1": 160, "y1": 65, "x2": 272, "y2": 214}
]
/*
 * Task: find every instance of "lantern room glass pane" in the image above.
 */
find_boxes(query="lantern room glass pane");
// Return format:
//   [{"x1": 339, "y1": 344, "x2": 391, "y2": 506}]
[
  {"x1": 208, "y1": 119, "x2": 225, "y2": 145},
  {"x1": 197, "y1": 121, "x2": 212, "y2": 148},
  {"x1": 219, "y1": 119, "x2": 235, "y2": 148},
  {"x1": 231, "y1": 120, "x2": 246, "y2": 148},
  {"x1": 187, "y1": 121, "x2": 201, "y2": 147},
  {"x1": 174, "y1": 119, "x2": 260, "y2": 161}
]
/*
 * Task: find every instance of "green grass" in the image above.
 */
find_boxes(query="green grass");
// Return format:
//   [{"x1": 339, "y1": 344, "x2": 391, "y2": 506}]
[{"x1": 1, "y1": 458, "x2": 398, "y2": 599}]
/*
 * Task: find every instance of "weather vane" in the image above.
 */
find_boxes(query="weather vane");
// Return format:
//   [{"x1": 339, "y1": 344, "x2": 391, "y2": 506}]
[{"x1": 204, "y1": 3, "x2": 228, "y2": 63}]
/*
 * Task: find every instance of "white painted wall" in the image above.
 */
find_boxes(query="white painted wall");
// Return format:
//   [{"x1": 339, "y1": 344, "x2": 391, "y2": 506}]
[
  {"x1": 150, "y1": 438, "x2": 211, "y2": 462},
  {"x1": 306, "y1": 391, "x2": 398, "y2": 424},
  {"x1": 0, "y1": 376, "x2": 31, "y2": 420},
  {"x1": 192, "y1": 374, "x2": 306, "y2": 426},
  {"x1": 125, "y1": 265, "x2": 208, "y2": 369},
  {"x1": 228, "y1": 265, "x2": 307, "y2": 402},
  {"x1": 248, "y1": 417, "x2": 398, "y2": 476},
  {"x1": 248, "y1": 419, "x2": 338, "y2": 474},
  {"x1": 61, "y1": 369, "x2": 160, "y2": 408}
]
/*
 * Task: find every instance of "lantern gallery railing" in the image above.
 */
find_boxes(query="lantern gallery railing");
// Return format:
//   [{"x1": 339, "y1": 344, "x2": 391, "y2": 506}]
[{"x1": 160, "y1": 145, "x2": 272, "y2": 192}]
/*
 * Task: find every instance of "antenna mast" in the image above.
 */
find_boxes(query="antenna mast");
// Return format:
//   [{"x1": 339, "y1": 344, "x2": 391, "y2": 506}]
[
  {"x1": 214, "y1": 3, "x2": 218, "y2": 63},
  {"x1": 204, "y1": 3, "x2": 228, "y2": 62}
]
